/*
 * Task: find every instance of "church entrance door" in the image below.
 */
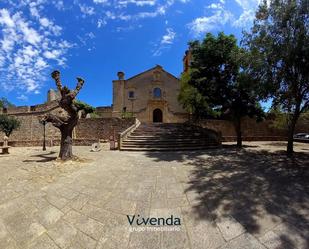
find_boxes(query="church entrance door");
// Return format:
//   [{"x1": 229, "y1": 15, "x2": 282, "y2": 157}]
[{"x1": 153, "y1": 108, "x2": 163, "y2": 123}]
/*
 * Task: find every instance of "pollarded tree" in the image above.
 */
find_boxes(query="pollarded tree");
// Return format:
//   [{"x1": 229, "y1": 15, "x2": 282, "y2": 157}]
[
  {"x1": 43, "y1": 71, "x2": 85, "y2": 161},
  {"x1": 186, "y1": 32, "x2": 264, "y2": 147},
  {"x1": 243, "y1": 0, "x2": 309, "y2": 155}
]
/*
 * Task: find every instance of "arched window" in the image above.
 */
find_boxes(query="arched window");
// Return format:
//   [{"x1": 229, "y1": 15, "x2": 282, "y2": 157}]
[{"x1": 153, "y1": 88, "x2": 161, "y2": 98}]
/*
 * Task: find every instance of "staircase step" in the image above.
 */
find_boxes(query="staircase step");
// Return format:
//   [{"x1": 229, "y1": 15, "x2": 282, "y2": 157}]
[
  {"x1": 122, "y1": 140, "x2": 216, "y2": 145},
  {"x1": 129, "y1": 134, "x2": 208, "y2": 138},
  {"x1": 120, "y1": 145, "x2": 219, "y2": 151},
  {"x1": 120, "y1": 123, "x2": 220, "y2": 151}
]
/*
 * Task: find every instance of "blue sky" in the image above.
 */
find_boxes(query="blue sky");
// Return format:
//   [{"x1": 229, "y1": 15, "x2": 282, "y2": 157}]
[{"x1": 0, "y1": 0, "x2": 261, "y2": 107}]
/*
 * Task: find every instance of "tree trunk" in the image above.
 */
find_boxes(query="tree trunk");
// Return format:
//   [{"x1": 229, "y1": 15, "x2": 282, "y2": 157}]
[
  {"x1": 43, "y1": 70, "x2": 85, "y2": 161},
  {"x1": 286, "y1": 104, "x2": 301, "y2": 157},
  {"x1": 59, "y1": 126, "x2": 74, "y2": 160},
  {"x1": 234, "y1": 118, "x2": 242, "y2": 148},
  {"x1": 286, "y1": 114, "x2": 297, "y2": 156}
]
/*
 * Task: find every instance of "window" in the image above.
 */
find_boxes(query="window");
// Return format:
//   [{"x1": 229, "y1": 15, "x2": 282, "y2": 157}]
[
  {"x1": 153, "y1": 88, "x2": 162, "y2": 98},
  {"x1": 128, "y1": 91, "x2": 135, "y2": 99}
]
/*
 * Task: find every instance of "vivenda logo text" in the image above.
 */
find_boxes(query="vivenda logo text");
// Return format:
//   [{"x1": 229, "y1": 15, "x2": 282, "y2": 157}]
[{"x1": 127, "y1": 215, "x2": 181, "y2": 226}]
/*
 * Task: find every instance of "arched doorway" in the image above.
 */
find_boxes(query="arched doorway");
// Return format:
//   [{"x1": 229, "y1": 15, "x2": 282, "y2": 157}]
[{"x1": 153, "y1": 108, "x2": 163, "y2": 123}]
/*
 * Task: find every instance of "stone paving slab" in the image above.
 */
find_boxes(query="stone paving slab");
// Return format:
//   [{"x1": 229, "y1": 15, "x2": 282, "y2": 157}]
[{"x1": 0, "y1": 142, "x2": 308, "y2": 249}]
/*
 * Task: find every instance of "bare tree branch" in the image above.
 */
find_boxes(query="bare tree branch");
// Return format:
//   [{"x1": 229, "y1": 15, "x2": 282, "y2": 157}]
[
  {"x1": 51, "y1": 70, "x2": 63, "y2": 92},
  {"x1": 43, "y1": 113, "x2": 67, "y2": 128},
  {"x1": 71, "y1": 77, "x2": 85, "y2": 98},
  {"x1": 45, "y1": 70, "x2": 85, "y2": 160}
]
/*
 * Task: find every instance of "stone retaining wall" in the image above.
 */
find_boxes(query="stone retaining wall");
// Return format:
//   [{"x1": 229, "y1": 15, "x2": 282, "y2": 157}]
[
  {"x1": 1, "y1": 99, "x2": 308, "y2": 146},
  {"x1": 0, "y1": 100, "x2": 135, "y2": 147},
  {"x1": 0, "y1": 116, "x2": 135, "y2": 147},
  {"x1": 196, "y1": 118, "x2": 308, "y2": 141}
]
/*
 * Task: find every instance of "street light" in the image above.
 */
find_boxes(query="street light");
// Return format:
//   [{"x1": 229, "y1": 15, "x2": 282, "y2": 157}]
[{"x1": 39, "y1": 119, "x2": 47, "y2": 151}]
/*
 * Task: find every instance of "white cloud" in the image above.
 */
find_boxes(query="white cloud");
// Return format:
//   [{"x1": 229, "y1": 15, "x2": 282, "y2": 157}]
[
  {"x1": 233, "y1": 8, "x2": 256, "y2": 27},
  {"x1": 39, "y1": 17, "x2": 50, "y2": 27},
  {"x1": 161, "y1": 28, "x2": 176, "y2": 44},
  {"x1": 79, "y1": 4, "x2": 95, "y2": 16},
  {"x1": 188, "y1": 3, "x2": 233, "y2": 36},
  {"x1": 52, "y1": 0, "x2": 65, "y2": 11},
  {"x1": 17, "y1": 94, "x2": 28, "y2": 101},
  {"x1": 0, "y1": 9, "x2": 15, "y2": 27},
  {"x1": 93, "y1": 0, "x2": 109, "y2": 3},
  {"x1": 232, "y1": 0, "x2": 260, "y2": 27},
  {"x1": 97, "y1": 18, "x2": 107, "y2": 28},
  {"x1": 91, "y1": 0, "x2": 190, "y2": 24},
  {"x1": 117, "y1": 0, "x2": 156, "y2": 7},
  {"x1": 188, "y1": 0, "x2": 260, "y2": 36},
  {"x1": 43, "y1": 50, "x2": 61, "y2": 59},
  {"x1": 152, "y1": 27, "x2": 176, "y2": 56},
  {"x1": 0, "y1": 6, "x2": 72, "y2": 94}
]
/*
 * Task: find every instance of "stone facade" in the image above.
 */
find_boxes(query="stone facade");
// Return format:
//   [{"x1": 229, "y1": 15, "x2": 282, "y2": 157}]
[
  {"x1": 0, "y1": 100, "x2": 134, "y2": 147},
  {"x1": 95, "y1": 106, "x2": 113, "y2": 118},
  {"x1": 1, "y1": 98, "x2": 307, "y2": 145},
  {"x1": 112, "y1": 65, "x2": 189, "y2": 123}
]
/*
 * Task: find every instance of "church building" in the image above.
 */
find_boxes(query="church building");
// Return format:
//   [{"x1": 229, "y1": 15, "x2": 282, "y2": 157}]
[{"x1": 112, "y1": 65, "x2": 188, "y2": 123}]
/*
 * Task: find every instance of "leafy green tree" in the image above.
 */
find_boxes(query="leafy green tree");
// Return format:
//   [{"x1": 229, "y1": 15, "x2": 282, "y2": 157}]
[
  {"x1": 0, "y1": 115, "x2": 21, "y2": 137},
  {"x1": 178, "y1": 72, "x2": 217, "y2": 120},
  {"x1": 186, "y1": 32, "x2": 264, "y2": 147},
  {"x1": 268, "y1": 108, "x2": 289, "y2": 130},
  {"x1": 74, "y1": 100, "x2": 96, "y2": 118},
  {"x1": 0, "y1": 97, "x2": 14, "y2": 109},
  {"x1": 269, "y1": 108, "x2": 309, "y2": 131},
  {"x1": 243, "y1": 0, "x2": 309, "y2": 155}
]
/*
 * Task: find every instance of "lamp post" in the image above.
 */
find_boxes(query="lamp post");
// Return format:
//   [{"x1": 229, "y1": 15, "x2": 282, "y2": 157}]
[
  {"x1": 130, "y1": 99, "x2": 135, "y2": 117},
  {"x1": 40, "y1": 119, "x2": 47, "y2": 151}
]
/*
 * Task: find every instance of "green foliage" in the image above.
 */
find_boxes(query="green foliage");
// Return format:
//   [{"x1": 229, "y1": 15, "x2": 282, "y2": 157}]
[
  {"x1": 243, "y1": 0, "x2": 308, "y2": 116},
  {"x1": 0, "y1": 97, "x2": 14, "y2": 109},
  {"x1": 269, "y1": 108, "x2": 309, "y2": 130},
  {"x1": 121, "y1": 111, "x2": 134, "y2": 118},
  {"x1": 89, "y1": 112, "x2": 101, "y2": 118},
  {"x1": 182, "y1": 32, "x2": 265, "y2": 146},
  {"x1": 186, "y1": 32, "x2": 264, "y2": 122},
  {"x1": 74, "y1": 100, "x2": 95, "y2": 114},
  {"x1": 0, "y1": 115, "x2": 21, "y2": 137},
  {"x1": 268, "y1": 108, "x2": 289, "y2": 130},
  {"x1": 300, "y1": 111, "x2": 309, "y2": 122},
  {"x1": 178, "y1": 72, "x2": 219, "y2": 119},
  {"x1": 242, "y1": 0, "x2": 309, "y2": 153}
]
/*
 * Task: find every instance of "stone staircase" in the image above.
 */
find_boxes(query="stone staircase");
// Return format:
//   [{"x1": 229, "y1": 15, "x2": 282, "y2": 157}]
[{"x1": 120, "y1": 123, "x2": 221, "y2": 151}]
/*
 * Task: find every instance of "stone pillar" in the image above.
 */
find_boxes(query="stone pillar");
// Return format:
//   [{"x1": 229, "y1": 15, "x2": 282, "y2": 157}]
[{"x1": 3, "y1": 135, "x2": 8, "y2": 147}]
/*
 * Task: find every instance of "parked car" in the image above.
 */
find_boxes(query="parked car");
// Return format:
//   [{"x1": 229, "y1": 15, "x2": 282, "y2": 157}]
[{"x1": 293, "y1": 133, "x2": 309, "y2": 139}]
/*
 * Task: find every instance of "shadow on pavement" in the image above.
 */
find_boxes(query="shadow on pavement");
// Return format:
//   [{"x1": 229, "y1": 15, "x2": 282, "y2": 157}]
[
  {"x1": 23, "y1": 151, "x2": 57, "y2": 163},
  {"x1": 144, "y1": 145, "x2": 309, "y2": 248}
]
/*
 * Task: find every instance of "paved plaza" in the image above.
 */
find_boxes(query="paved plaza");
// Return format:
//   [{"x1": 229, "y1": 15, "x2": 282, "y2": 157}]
[{"x1": 0, "y1": 142, "x2": 308, "y2": 249}]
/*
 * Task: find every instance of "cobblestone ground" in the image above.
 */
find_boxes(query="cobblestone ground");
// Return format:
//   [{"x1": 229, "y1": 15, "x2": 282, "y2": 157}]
[{"x1": 0, "y1": 142, "x2": 308, "y2": 249}]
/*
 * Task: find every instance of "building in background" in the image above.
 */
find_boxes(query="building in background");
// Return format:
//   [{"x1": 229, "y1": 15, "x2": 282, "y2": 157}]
[{"x1": 112, "y1": 65, "x2": 188, "y2": 123}]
